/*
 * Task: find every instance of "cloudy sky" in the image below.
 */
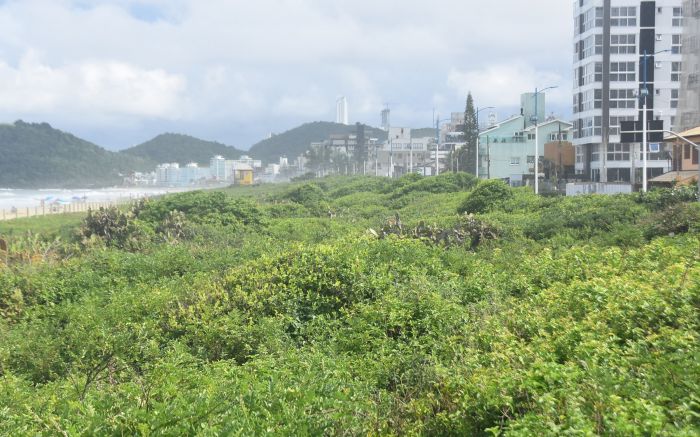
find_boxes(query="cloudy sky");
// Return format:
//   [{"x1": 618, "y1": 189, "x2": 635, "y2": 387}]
[{"x1": 0, "y1": 0, "x2": 574, "y2": 150}]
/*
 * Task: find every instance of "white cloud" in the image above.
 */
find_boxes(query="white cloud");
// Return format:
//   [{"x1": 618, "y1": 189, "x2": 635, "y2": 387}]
[
  {"x1": 0, "y1": 0, "x2": 575, "y2": 148},
  {"x1": 447, "y1": 64, "x2": 570, "y2": 114},
  {"x1": 0, "y1": 51, "x2": 186, "y2": 119}
]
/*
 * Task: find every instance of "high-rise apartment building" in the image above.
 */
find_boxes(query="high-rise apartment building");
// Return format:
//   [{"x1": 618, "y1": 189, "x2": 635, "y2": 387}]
[
  {"x1": 573, "y1": 0, "x2": 683, "y2": 183},
  {"x1": 336, "y1": 96, "x2": 349, "y2": 125}
]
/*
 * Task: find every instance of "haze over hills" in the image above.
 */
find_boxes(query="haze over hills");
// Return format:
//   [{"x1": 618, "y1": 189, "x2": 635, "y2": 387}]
[
  {"x1": 120, "y1": 133, "x2": 243, "y2": 166},
  {"x1": 0, "y1": 121, "x2": 150, "y2": 189}
]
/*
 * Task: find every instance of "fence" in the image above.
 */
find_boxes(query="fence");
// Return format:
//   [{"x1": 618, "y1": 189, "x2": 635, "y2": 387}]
[{"x1": 0, "y1": 199, "x2": 137, "y2": 222}]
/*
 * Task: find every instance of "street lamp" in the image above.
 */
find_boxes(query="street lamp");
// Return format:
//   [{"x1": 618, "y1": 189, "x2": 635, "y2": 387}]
[
  {"x1": 475, "y1": 106, "x2": 495, "y2": 178},
  {"x1": 641, "y1": 49, "x2": 672, "y2": 192},
  {"x1": 533, "y1": 86, "x2": 558, "y2": 195}
]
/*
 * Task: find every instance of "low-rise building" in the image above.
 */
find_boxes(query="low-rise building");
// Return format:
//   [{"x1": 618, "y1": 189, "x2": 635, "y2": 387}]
[
  {"x1": 653, "y1": 126, "x2": 700, "y2": 185},
  {"x1": 479, "y1": 112, "x2": 573, "y2": 186}
]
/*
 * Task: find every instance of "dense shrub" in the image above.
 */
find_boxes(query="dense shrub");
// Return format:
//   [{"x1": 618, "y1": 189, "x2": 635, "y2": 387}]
[
  {"x1": 80, "y1": 206, "x2": 151, "y2": 251},
  {"x1": 635, "y1": 185, "x2": 698, "y2": 210},
  {"x1": 136, "y1": 191, "x2": 267, "y2": 228},
  {"x1": 458, "y1": 179, "x2": 513, "y2": 214},
  {"x1": 523, "y1": 195, "x2": 645, "y2": 240},
  {"x1": 275, "y1": 183, "x2": 329, "y2": 216},
  {"x1": 1, "y1": 176, "x2": 699, "y2": 435},
  {"x1": 644, "y1": 202, "x2": 700, "y2": 238},
  {"x1": 391, "y1": 172, "x2": 478, "y2": 199}
]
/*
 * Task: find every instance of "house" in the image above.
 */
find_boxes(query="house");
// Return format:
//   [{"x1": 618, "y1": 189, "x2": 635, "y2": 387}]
[
  {"x1": 477, "y1": 93, "x2": 573, "y2": 187},
  {"x1": 652, "y1": 126, "x2": 700, "y2": 186}
]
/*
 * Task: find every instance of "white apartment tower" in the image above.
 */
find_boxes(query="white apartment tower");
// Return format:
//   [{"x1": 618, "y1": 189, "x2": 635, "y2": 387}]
[
  {"x1": 336, "y1": 96, "x2": 349, "y2": 125},
  {"x1": 573, "y1": 0, "x2": 683, "y2": 183}
]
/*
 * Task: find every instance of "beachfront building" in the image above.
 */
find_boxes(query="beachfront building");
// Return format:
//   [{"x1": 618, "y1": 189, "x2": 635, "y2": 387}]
[
  {"x1": 572, "y1": 0, "x2": 682, "y2": 183},
  {"x1": 477, "y1": 92, "x2": 573, "y2": 186}
]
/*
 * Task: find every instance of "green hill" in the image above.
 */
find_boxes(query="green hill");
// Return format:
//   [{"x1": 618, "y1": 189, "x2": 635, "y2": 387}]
[
  {"x1": 248, "y1": 121, "x2": 388, "y2": 164},
  {"x1": 121, "y1": 133, "x2": 243, "y2": 166},
  {"x1": 0, "y1": 121, "x2": 149, "y2": 188}
]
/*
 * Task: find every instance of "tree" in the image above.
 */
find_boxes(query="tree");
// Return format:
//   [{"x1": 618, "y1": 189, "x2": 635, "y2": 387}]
[{"x1": 456, "y1": 93, "x2": 478, "y2": 174}]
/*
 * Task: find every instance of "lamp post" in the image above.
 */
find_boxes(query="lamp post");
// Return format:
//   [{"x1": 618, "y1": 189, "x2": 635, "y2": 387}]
[
  {"x1": 641, "y1": 49, "x2": 672, "y2": 192},
  {"x1": 475, "y1": 106, "x2": 495, "y2": 178},
  {"x1": 533, "y1": 86, "x2": 557, "y2": 194}
]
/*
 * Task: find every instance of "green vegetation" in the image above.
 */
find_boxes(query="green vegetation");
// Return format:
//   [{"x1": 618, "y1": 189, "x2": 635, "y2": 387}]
[
  {"x1": 0, "y1": 174, "x2": 698, "y2": 435},
  {"x1": 121, "y1": 133, "x2": 243, "y2": 166},
  {"x1": 0, "y1": 121, "x2": 150, "y2": 188}
]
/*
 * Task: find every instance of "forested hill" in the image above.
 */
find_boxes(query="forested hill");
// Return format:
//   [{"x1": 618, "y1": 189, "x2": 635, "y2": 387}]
[
  {"x1": 120, "y1": 133, "x2": 243, "y2": 166},
  {"x1": 0, "y1": 121, "x2": 149, "y2": 188},
  {"x1": 248, "y1": 121, "x2": 387, "y2": 164}
]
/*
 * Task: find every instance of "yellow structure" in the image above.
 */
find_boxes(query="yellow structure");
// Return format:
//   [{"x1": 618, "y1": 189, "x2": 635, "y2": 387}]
[{"x1": 233, "y1": 164, "x2": 254, "y2": 185}]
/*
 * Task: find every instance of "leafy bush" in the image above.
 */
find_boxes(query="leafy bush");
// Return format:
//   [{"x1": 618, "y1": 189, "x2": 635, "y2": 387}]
[
  {"x1": 644, "y1": 202, "x2": 700, "y2": 238},
  {"x1": 635, "y1": 185, "x2": 698, "y2": 210},
  {"x1": 275, "y1": 183, "x2": 329, "y2": 216},
  {"x1": 391, "y1": 172, "x2": 477, "y2": 199},
  {"x1": 1, "y1": 177, "x2": 699, "y2": 435},
  {"x1": 80, "y1": 206, "x2": 151, "y2": 251},
  {"x1": 458, "y1": 179, "x2": 513, "y2": 214},
  {"x1": 136, "y1": 191, "x2": 267, "y2": 228}
]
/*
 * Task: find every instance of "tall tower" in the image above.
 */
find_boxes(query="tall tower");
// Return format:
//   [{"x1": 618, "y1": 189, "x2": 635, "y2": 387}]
[
  {"x1": 573, "y1": 0, "x2": 682, "y2": 183},
  {"x1": 381, "y1": 106, "x2": 391, "y2": 131},
  {"x1": 336, "y1": 96, "x2": 349, "y2": 125}
]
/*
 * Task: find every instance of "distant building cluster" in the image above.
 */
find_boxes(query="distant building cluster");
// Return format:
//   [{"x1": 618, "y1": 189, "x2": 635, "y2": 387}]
[{"x1": 125, "y1": 155, "x2": 263, "y2": 187}]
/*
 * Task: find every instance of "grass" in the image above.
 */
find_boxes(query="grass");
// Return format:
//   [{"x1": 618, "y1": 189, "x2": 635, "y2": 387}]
[{"x1": 0, "y1": 212, "x2": 86, "y2": 239}]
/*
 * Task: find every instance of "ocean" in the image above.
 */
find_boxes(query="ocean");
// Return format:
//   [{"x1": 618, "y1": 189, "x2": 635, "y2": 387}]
[{"x1": 0, "y1": 187, "x2": 193, "y2": 210}]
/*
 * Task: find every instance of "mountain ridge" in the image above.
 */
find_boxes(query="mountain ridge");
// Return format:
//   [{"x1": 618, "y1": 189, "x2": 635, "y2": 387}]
[{"x1": 120, "y1": 133, "x2": 243, "y2": 166}]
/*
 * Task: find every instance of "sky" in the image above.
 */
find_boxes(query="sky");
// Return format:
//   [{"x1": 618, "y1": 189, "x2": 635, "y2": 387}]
[{"x1": 0, "y1": 0, "x2": 574, "y2": 150}]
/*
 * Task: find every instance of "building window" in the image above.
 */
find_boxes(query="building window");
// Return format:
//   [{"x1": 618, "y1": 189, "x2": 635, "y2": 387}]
[
  {"x1": 610, "y1": 34, "x2": 636, "y2": 54},
  {"x1": 527, "y1": 133, "x2": 535, "y2": 140},
  {"x1": 610, "y1": 62, "x2": 636, "y2": 81},
  {"x1": 580, "y1": 7, "x2": 604, "y2": 34},
  {"x1": 575, "y1": 62, "x2": 603, "y2": 87},
  {"x1": 607, "y1": 143, "x2": 631, "y2": 161},
  {"x1": 673, "y1": 7, "x2": 683, "y2": 27},
  {"x1": 672, "y1": 34, "x2": 682, "y2": 54},
  {"x1": 609, "y1": 89, "x2": 636, "y2": 109},
  {"x1": 581, "y1": 88, "x2": 603, "y2": 111},
  {"x1": 685, "y1": 144, "x2": 691, "y2": 159},
  {"x1": 672, "y1": 62, "x2": 682, "y2": 82},
  {"x1": 510, "y1": 157, "x2": 521, "y2": 165},
  {"x1": 578, "y1": 34, "x2": 603, "y2": 59},
  {"x1": 671, "y1": 89, "x2": 679, "y2": 108},
  {"x1": 640, "y1": 143, "x2": 667, "y2": 161},
  {"x1": 580, "y1": 116, "x2": 602, "y2": 138},
  {"x1": 549, "y1": 132, "x2": 569, "y2": 141},
  {"x1": 611, "y1": 6, "x2": 637, "y2": 26},
  {"x1": 527, "y1": 155, "x2": 536, "y2": 164}
]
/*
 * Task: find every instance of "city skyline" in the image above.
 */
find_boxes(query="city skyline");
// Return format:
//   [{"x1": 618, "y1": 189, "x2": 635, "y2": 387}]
[{"x1": 0, "y1": 0, "x2": 573, "y2": 150}]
